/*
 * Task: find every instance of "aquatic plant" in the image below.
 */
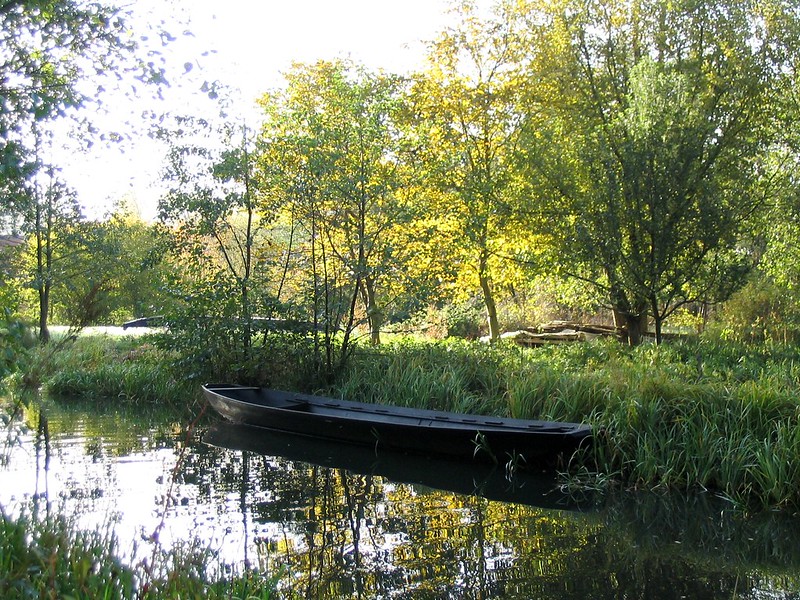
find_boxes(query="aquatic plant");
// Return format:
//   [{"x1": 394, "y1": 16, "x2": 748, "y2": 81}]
[
  {"x1": 21, "y1": 334, "x2": 196, "y2": 405},
  {"x1": 16, "y1": 330, "x2": 800, "y2": 510},
  {"x1": 0, "y1": 508, "x2": 135, "y2": 599},
  {"x1": 0, "y1": 309, "x2": 31, "y2": 384}
]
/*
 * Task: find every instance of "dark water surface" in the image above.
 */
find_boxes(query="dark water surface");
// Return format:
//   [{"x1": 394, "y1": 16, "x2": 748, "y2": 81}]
[{"x1": 2, "y1": 396, "x2": 799, "y2": 599}]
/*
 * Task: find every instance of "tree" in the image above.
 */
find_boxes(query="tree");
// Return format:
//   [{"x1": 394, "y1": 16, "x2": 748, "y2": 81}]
[
  {"x1": 19, "y1": 155, "x2": 82, "y2": 342},
  {"x1": 49, "y1": 211, "x2": 174, "y2": 326},
  {"x1": 259, "y1": 61, "x2": 410, "y2": 352},
  {"x1": 1, "y1": 0, "x2": 175, "y2": 344},
  {"x1": 757, "y1": 68, "x2": 800, "y2": 298},
  {"x1": 0, "y1": 0, "x2": 131, "y2": 214},
  {"x1": 409, "y1": 1, "x2": 529, "y2": 341},
  {"x1": 518, "y1": 0, "x2": 799, "y2": 343},
  {"x1": 158, "y1": 114, "x2": 275, "y2": 377}
]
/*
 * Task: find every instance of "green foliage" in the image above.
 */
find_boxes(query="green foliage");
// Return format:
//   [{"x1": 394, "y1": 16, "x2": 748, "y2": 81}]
[
  {"x1": 15, "y1": 169, "x2": 84, "y2": 343},
  {"x1": 12, "y1": 214, "x2": 177, "y2": 330},
  {"x1": 496, "y1": 274, "x2": 606, "y2": 332},
  {"x1": 22, "y1": 334, "x2": 195, "y2": 404},
  {"x1": 259, "y1": 60, "x2": 412, "y2": 349},
  {"x1": 137, "y1": 536, "x2": 280, "y2": 599},
  {"x1": 0, "y1": 509, "x2": 134, "y2": 600},
  {"x1": 709, "y1": 274, "x2": 800, "y2": 344},
  {"x1": 521, "y1": 0, "x2": 797, "y2": 342},
  {"x1": 152, "y1": 265, "x2": 327, "y2": 389},
  {"x1": 759, "y1": 160, "x2": 800, "y2": 292},
  {"x1": 6, "y1": 0, "x2": 800, "y2": 511},
  {"x1": 158, "y1": 113, "x2": 285, "y2": 381},
  {"x1": 338, "y1": 338, "x2": 508, "y2": 415},
  {"x1": 4, "y1": 0, "x2": 800, "y2": 356},
  {"x1": 52, "y1": 215, "x2": 176, "y2": 326},
  {"x1": 333, "y1": 336, "x2": 800, "y2": 510},
  {"x1": 12, "y1": 329, "x2": 800, "y2": 508},
  {"x1": 155, "y1": 274, "x2": 271, "y2": 383},
  {"x1": 0, "y1": 0, "x2": 130, "y2": 205},
  {"x1": 0, "y1": 309, "x2": 31, "y2": 382},
  {"x1": 405, "y1": 301, "x2": 485, "y2": 339},
  {"x1": 409, "y1": 4, "x2": 530, "y2": 341},
  {"x1": 519, "y1": 339, "x2": 800, "y2": 509},
  {"x1": 156, "y1": 310, "x2": 324, "y2": 391}
]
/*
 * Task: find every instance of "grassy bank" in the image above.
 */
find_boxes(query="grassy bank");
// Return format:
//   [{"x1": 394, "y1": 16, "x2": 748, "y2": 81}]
[
  {"x1": 18, "y1": 333, "x2": 198, "y2": 406},
  {"x1": 0, "y1": 508, "x2": 277, "y2": 599},
  {"x1": 13, "y1": 332, "x2": 800, "y2": 510},
  {"x1": 3, "y1": 332, "x2": 799, "y2": 596},
  {"x1": 336, "y1": 337, "x2": 800, "y2": 511}
]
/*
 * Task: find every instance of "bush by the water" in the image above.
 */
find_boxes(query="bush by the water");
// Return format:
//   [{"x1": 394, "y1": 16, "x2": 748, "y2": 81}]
[
  {"x1": 0, "y1": 309, "x2": 33, "y2": 383},
  {"x1": 19, "y1": 334, "x2": 195, "y2": 404}
]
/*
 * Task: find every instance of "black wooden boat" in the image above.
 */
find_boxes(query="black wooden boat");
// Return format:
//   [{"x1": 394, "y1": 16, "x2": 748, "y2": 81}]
[{"x1": 202, "y1": 383, "x2": 592, "y2": 465}]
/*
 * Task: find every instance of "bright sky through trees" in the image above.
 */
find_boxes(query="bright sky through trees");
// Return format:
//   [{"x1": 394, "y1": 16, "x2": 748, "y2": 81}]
[{"x1": 61, "y1": 0, "x2": 472, "y2": 221}]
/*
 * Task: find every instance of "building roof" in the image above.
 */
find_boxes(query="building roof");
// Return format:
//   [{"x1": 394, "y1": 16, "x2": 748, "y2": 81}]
[{"x1": 0, "y1": 235, "x2": 24, "y2": 248}]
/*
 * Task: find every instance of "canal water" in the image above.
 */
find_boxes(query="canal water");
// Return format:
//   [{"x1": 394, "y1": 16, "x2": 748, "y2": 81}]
[{"x1": 2, "y1": 395, "x2": 799, "y2": 599}]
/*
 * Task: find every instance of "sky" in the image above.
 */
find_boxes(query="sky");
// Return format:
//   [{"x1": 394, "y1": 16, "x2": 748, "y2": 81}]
[{"x1": 62, "y1": 0, "x2": 473, "y2": 221}]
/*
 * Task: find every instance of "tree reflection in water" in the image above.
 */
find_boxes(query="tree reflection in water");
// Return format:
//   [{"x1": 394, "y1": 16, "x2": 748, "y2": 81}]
[
  {"x1": 203, "y1": 422, "x2": 800, "y2": 600},
  {"x1": 203, "y1": 422, "x2": 601, "y2": 598}
]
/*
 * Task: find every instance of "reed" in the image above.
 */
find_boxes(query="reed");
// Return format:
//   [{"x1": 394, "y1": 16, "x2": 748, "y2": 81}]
[
  {"x1": 21, "y1": 335, "x2": 196, "y2": 405},
  {"x1": 0, "y1": 509, "x2": 134, "y2": 599},
  {"x1": 580, "y1": 363, "x2": 800, "y2": 508},
  {"x1": 338, "y1": 339, "x2": 508, "y2": 416},
  {"x1": 15, "y1": 332, "x2": 800, "y2": 510},
  {"x1": 334, "y1": 336, "x2": 800, "y2": 510}
]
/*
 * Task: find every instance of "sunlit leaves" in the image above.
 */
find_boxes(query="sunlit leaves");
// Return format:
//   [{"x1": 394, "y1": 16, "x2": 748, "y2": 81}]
[
  {"x1": 0, "y1": 1, "x2": 130, "y2": 194},
  {"x1": 158, "y1": 111, "x2": 277, "y2": 368},
  {"x1": 410, "y1": 1, "x2": 530, "y2": 340},
  {"x1": 257, "y1": 60, "x2": 412, "y2": 346}
]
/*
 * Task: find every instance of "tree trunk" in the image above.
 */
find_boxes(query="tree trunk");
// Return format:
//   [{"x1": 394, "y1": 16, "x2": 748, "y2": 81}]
[
  {"x1": 241, "y1": 133, "x2": 254, "y2": 357},
  {"x1": 35, "y1": 199, "x2": 51, "y2": 344},
  {"x1": 361, "y1": 277, "x2": 382, "y2": 346},
  {"x1": 38, "y1": 287, "x2": 50, "y2": 344},
  {"x1": 241, "y1": 279, "x2": 251, "y2": 355},
  {"x1": 479, "y1": 250, "x2": 500, "y2": 341},
  {"x1": 613, "y1": 308, "x2": 648, "y2": 346},
  {"x1": 651, "y1": 296, "x2": 663, "y2": 345}
]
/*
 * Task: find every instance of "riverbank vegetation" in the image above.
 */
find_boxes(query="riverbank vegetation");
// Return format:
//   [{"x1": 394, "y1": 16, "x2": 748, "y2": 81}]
[
  {"x1": 347, "y1": 336, "x2": 800, "y2": 512},
  {"x1": 11, "y1": 331, "x2": 800, "y2": 513},
  {"x1": 4, "y1": 1, "x2": 800, "y2": 353},
  {"x1": 19, "y1": 334, "x2": 196, "y2": 406}
]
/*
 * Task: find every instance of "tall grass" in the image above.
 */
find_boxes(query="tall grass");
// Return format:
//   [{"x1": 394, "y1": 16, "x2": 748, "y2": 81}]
[
  {"x1": 13, "y1": 332, "x2": 800, "y2": 510},
  {"x1": 0, "y1": 509, "x2": 134, "y2": 599},
  {"x1": 19, "y1": 335, "x2": 196, "y2": 405},
  {"x1": 335, "y1": 337, "x2": 800, "y2": 511},
  {"x1": 337, "y1": 338, "x2": 509, "y2": 415}
]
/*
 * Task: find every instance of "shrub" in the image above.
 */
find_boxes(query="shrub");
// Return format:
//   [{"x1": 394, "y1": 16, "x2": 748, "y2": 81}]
[
  {"x1": 709, "y1": 275, "x2": 800, "y2": 344},
  {"x1": 0, "y1": 509, "x2": 279, "y2": 599},
  {"x1": 0, "y1": 309, "x2": 33, "y2": 382}
]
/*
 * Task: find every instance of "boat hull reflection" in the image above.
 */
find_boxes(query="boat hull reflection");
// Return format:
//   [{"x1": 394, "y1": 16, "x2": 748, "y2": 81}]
[{"x1": 203, "y1": 421, "x2": 595, "y2": 511}]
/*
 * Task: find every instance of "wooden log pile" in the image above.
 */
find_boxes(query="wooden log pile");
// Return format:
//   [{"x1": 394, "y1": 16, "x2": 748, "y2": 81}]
[{"x1": 500, "y1": 321, "x2": 623, "y2": 346}]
